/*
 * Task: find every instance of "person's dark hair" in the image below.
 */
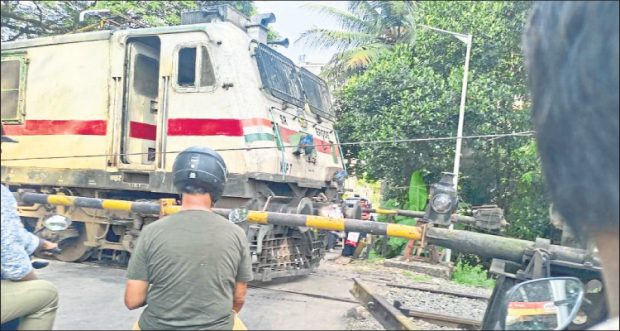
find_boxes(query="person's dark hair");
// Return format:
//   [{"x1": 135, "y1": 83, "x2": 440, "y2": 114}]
[
  {"x1": 172, "y1": 146, "x2": 228, "y2": 201},
  {"x1": 523, "y1": 1, "x2": 619, "y2": 237},
  {"x1": 181, "y1": 185, "x2": 211, "y2": 195}
]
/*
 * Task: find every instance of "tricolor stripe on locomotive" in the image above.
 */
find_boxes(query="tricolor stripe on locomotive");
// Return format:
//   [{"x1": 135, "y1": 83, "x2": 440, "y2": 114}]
[{"x1": 4, "y1": 118, "x2": 339, "y2": 155}]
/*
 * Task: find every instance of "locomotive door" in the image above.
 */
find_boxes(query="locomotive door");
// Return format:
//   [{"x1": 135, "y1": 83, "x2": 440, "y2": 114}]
[{"x1": 120, "y1": 40, "x2": 160, "y2": 166}]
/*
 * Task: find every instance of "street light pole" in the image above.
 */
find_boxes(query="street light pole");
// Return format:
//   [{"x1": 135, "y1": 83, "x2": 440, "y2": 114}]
[
  {"x1": 452, "y1": 34, "x2": 472, "y2": 190},
  {"x1": 417, "y1": 25, "x2": 472, "y2": 189},
  {"x1": 417, "y1": 25, "x2": 472, "y2": 264}
]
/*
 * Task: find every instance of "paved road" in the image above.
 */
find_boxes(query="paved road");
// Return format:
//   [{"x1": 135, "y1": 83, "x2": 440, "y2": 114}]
[{"x1": 38, "y1": 258, "x2": 357, "y2": 330}]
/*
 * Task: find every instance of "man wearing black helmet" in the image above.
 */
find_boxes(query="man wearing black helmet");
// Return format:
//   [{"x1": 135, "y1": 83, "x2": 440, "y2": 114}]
[{"x1": 124, "y1": 146, "x2": 253, "y2": 330}]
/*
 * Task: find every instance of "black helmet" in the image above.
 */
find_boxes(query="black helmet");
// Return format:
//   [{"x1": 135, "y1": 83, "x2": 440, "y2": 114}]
[{"x1": 172, "y1": 146, "x2": 227, "y2": 201}]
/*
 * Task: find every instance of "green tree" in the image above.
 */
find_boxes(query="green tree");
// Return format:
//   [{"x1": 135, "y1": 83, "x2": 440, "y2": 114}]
[
  {"x1": 1, "y1": 1, "x2": 257, "y2": 41},
  {"x1": 501, "y1": 141, "x2": 551, "y2": 240},
  {"x1": 1, "y1": 1, "x2": 92, "y2": 41},
  {"x1": 91, "y1": 1, "x2": 256, "y2": 27},
  {"x1": 336, "y1": 2, "x2": 552, "y2": 240},
  {"x1": 335, "y1": 43, "x2": 455, "y2": 200},
  {"x1": 296, "y1": 1, "x2": 417, "y2": 83}
]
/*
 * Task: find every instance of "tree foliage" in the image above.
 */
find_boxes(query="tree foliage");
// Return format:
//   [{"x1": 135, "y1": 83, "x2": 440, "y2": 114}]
[
  {"x1": 336, "y1": 43, "x2": 455, "y2": 199},
  {"x1": 373, "y1": 170, "x2": 427, "y2": 258},
  {"x1": 296, "y1": 1, "x2": 417, "y2": 83},
  {"x1": 1, "y1": 1, "x2": 91, "y2": 41},
  {"x1": 336, "y1": 1, "x2": 552, "y2": 240},
  {"x1": 1, "y1": 1, "x2": 257, "y2": 41}
]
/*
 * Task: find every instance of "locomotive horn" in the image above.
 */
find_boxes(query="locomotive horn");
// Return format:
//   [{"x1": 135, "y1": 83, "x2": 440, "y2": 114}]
[
  {"x1": 251, "y1": 13, "x2": 276, "y2": 27},
  {"x1": 268, "y1": 38, "x2": 290, "y2": 48}
]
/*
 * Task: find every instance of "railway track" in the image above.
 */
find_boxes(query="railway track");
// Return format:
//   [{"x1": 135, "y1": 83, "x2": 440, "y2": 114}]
[
  {"x1": 386, "y1": 283, "x2": 490, "y2": 301},
  {"x1": 351, "y1": 278, "x2": 485, "y2": 330},
  {"x1": 248, "y1": 285, "x2": 358, "y2": 304},
  {"x1": 393, "y1": 301, "x2": 481, "y2": 330}
]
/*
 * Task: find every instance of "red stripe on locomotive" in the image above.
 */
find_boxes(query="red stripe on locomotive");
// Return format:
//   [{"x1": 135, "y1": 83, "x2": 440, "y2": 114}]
[
  {"x1": 129, "y1": 121, "x2": 157, "y2": 140},
  {"x1": 167, "y1": 118, "x2": 244, "y2": 136},
  {"x1": 3, "y1": 120, "x2": 107, "y2": 136},
  {"x1": 4, "y1": 118, "x2": 336, "y2": 155}
]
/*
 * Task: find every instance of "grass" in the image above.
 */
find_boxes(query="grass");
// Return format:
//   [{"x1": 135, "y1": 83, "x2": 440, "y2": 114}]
[
  {"x1": 402, "y1": 270, "x2": 433, "y2": 282},
  {"x1": 452, "y1": 261, "x2": 496, "y2": 289},
  {"x1": 367, "y1": 249, "x2": 385, "y2": 263}
]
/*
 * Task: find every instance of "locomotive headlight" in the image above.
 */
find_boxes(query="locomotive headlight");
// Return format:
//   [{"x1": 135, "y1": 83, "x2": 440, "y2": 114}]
[
  {"x1": 43, "y1": 215, "x2": 72, "y2": 231},
  {"x1": 228, "y1": 208, "x2": 248, "y2": 224},
  {"x1": 431, "y1": 193, "x2": 453, "y2": 213}
]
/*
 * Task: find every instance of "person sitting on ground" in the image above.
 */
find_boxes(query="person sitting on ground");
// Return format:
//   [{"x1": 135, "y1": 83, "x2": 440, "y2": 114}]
[
  {"x1": 523, "y1": 1, "x2": 618, "y2": 328},
  {"x1": 124, "y1": 146, "x2": 253, "y2": 330},
  {"x1": 1, "y1": 124, "x2": 60, "y2": 330}
]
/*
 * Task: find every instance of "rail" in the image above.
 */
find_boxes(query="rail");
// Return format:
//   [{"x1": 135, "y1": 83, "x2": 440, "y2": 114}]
[
  {"x1": 387, "y1": 283, "x2": 490, "y2": 301},
  {"x1": 393, "y1": 301, "x2": 481, "y2": 330},
  {"x1": 352, "y1": 280, "x2": 482, "y2": 330},
  {"x1": 350, "y1": 278, "x2": 419, "y2": 330}
]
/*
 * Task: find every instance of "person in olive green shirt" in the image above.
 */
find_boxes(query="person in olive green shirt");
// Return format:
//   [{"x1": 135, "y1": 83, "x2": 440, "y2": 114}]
[{"x1": 124, "y1": 147, "x2": 253, "y2": 330}]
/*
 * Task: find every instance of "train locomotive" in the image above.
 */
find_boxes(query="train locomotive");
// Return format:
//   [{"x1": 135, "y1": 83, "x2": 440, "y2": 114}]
[{"x1": 0, "y1": 5, "x2": 346, "y2": 281}]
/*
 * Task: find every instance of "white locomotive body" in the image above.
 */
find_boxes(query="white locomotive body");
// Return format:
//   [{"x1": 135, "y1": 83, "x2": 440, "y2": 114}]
[{"x1": 1, "y1": 6, "x2": 344, "y2": 280}]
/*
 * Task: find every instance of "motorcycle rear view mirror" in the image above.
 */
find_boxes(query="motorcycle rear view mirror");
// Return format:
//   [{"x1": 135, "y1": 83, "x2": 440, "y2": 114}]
[
  {"x1": 502, "y1": 277, "x2": 584, "y2": 331},
  {"x1": 43, "y1": 215, "x2": 72, "y2": 231}
]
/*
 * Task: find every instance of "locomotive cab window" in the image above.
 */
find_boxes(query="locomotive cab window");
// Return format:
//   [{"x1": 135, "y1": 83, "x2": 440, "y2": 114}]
[
  {"x1": 255, "y1": 44, "x2": 304, "y2": 108},
  {"x1": 134, "y1": 54, "x2": 159, "y2": 98},
  {"x1": 175, "y1": 45, "x2": 215, "y2": 91},
  {"x1": 1, "y1": 55, "x2": 27, "y2": 123}
]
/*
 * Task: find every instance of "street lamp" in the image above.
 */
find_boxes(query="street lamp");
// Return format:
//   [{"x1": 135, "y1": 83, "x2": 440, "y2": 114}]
[
  {"x1": 418, "y1": 24, "x2": 473, "y2": 263},
  {"x1": 423, "y1": 172, "x2": 459, "y2": 226},
  {"x1": 417, "y1": 24, "x2": 473, "y2": 190}
]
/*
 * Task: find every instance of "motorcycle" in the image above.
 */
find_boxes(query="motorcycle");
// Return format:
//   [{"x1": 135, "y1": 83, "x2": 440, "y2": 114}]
[{"x1": 0, "y1": 216, "x2": 69, "y2": 331}]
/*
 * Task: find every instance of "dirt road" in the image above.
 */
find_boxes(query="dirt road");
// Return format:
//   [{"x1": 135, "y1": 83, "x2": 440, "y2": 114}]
[
  {"x1": 39, "y1": 257, "x2": 358, "y2": 330},
  {"x1": 37, "y1": 252, "x2": 489, "y2": 330}
]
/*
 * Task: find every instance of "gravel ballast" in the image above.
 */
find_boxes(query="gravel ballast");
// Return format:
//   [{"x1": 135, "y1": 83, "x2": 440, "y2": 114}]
[{"x1": 318, "y1": 257, "x2": 492, "y2": 330}]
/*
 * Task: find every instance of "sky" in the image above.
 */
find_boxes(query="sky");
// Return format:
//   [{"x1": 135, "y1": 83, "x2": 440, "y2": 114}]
[{"x1": 253, "y1": 1, "x2": 349, "y2": 64}]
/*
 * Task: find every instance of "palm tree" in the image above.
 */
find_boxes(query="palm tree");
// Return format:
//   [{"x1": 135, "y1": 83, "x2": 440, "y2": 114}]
[{"x1": 296, "y1": 1, "x2": 417, "y2": 83}]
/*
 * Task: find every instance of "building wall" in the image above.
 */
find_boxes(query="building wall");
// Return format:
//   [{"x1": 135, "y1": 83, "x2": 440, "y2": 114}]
[{"x1": 343, "y1": 176, "x2": 382, "y2": 207}]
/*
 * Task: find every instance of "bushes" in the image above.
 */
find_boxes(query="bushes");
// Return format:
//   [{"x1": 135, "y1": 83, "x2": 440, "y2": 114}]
[
  {"x1": 367, "y1": 249, "x2": 385, "y2": 262},
  {"x1": 452, "y1": 260, "x2": 496, "y2": 289}
]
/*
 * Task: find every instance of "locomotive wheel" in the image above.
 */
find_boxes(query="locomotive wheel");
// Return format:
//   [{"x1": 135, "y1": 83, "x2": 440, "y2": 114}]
[
  {"x1": 294, "y1": 197, "x2": 326, "y2": 260},
  {"x1": 295, "y1": 197, "x2": 314, "y2": 233},
  {"x1": 55, "y1": 223, "x2": 92, "y2": 262}
]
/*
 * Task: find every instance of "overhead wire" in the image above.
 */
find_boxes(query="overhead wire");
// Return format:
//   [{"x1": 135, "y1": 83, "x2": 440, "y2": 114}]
[{"x1": 0, "y1": 130, "x2": 535, "y2": 162}]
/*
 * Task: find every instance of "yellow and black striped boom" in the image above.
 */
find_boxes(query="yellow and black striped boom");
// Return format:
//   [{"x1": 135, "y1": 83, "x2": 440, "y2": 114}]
[{"x1": 17, "y1": 192, "x2": 593, "y2": 266}]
